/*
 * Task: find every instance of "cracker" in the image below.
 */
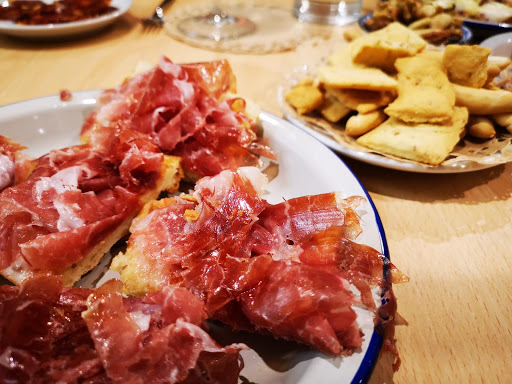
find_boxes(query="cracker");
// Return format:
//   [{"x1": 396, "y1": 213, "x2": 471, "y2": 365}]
[
  {"x1": 320, "y1": 95, "x2": 351, "y2": 123},
  {"x1": 357, "y1": 106, "x2": 468, "y2": 165},
  {"x1": 285, "y1": 84, "x2": 324, "y2": 115},
  {"x1": 318, "y1": 66, "x2": 398, "y2": 91},
  {"x1": 384, "y1": 51, "x2": 455, "y2": 124},
  {"x1": 327, "y1": 43, "x2": 356, "y2": 68},
  {"x1": 351, "y1": 22, "x2": 427, "y2": 72},
  {"x1": 442, "y1": 45, "x2": 491, "y2": 88},
  {"x1": 325, "y1": 86, "x2": 395, "y2": 114}
]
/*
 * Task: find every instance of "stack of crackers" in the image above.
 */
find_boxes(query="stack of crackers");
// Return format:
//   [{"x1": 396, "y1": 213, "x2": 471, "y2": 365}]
[{"x1": 285, "y1": 22, "x2": 512, "y2": 166}]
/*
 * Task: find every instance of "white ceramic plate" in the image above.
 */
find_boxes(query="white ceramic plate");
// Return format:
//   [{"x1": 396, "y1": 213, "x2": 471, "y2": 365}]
[
  {"x1": 481, "y1": 31, "x2": 512, "y2": 57},
  {"x1": 0, "y1": 0, "x2": 131, "y2": 39},
  {"x1": 0, "y1": 90, "x2": 390, "y2": 384}
]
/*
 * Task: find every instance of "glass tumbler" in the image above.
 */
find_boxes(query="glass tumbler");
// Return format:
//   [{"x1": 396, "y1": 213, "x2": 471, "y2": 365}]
[{"x1": 293, "y1": 0, "x2": 362, "y2": 26}]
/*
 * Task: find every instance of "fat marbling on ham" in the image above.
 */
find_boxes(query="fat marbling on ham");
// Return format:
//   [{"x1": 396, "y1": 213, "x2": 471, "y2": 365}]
[
  {"x1": 0, "y1": 275, "x2": 245, "y2": 383},
  {"x1": 111, "y1": 167, "x2": 400, "y2": 366},
  {"x1": 81, "y1": 57, "x2": 275, "y2": 180},
  {"x1": 0, "y1": 135, "x2": 34, "y2": 192}
]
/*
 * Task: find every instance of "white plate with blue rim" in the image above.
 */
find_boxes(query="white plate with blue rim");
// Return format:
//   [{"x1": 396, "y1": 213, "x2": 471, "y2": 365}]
[{"x1": 0, "y1": 89, "x2": 393, "y2": 384}]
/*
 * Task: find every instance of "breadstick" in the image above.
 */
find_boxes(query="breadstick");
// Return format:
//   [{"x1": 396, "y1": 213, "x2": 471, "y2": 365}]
[
  {"x1": 345, "y1": 110, "x2": 387, "y2": 137},
  {"x1": 491, "y1": 113, "x2": 512, "y2": 133},
  {"x1": 487, "y1": 55, "x2": 511, "y2": 71},
  {"x1": 452, "y1": 84, "x2": 512, "y2": 115},
  {"x1": 467, "y1": 116, "x2": 496, "y2": 139},
  {"x1": 485, "y1": 64, "x2": 502, "y2": 86}
]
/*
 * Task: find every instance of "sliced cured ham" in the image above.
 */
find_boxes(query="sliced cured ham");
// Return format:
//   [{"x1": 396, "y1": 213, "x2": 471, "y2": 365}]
[
  {"x1": 112, "y1": 167, "x2": 398, "y2": 358},
  {"x1": 81, "y1": 57, "x2": 275, "y2": 180},
  {"x1": 181, "y1": 60, "x2": 237, "y2": 99},
  {"x1": 0, "y1": 135, "x2": 34, "y2": 192},
  {"x1": 0, "y1": 275, "x2": 245, "y2": 383},
  {"x1": 0, "y1": 134, "x2": 182, "y2": 286}
]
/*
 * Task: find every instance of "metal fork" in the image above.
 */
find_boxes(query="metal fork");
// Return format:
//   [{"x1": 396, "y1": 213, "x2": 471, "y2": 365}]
[{"x1": 142, "y1": 0, "x2": 175, "y2": 29}]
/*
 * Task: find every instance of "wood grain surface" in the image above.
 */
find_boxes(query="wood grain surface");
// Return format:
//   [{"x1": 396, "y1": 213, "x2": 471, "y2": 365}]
[{"x1": 1, "y1": 1, "x2": 511, "y2": 382}]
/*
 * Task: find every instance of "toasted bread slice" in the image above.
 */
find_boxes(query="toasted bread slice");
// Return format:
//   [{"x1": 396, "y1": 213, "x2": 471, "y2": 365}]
[
  {"x1": 110, "y1": 197, "x2": 180, "y2": 296},
  {"x1": 1, "y1": 155, "x2": 182, "y2": 287}
]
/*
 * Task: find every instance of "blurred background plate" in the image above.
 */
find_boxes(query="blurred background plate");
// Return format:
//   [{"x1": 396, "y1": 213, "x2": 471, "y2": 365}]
[
  {"x1": 0, "y1": 0, "x2": 131, "y2": 39},
  {"x1": 480, "y1": 31, "x2": 512, "y2": 56},
  {"x1": 480, "y1": 32, "x2": 512, "y2": 92},
  {"x1": 359, "y1": 12, "x2": 473, "y2": 44}
]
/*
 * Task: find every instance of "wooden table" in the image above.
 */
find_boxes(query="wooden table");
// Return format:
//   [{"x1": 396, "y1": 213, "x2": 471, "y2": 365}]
[{"x1": 1, "y1": 1, "x2": 511, "y2": 382}]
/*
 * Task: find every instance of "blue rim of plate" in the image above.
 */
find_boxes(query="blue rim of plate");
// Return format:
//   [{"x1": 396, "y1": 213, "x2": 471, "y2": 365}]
[
  {"x1": 262, "y1": 111, "x2": 390, "y2": 384},
  {"x1": 350, "y1": 192, "x2": 388, "y2": 384},
  {"x1": 327, "y1": 144, "x2": 389, "y2": 384},
  {"x1": 359, "y1": 12, "x2": 473, "y2": 44}
]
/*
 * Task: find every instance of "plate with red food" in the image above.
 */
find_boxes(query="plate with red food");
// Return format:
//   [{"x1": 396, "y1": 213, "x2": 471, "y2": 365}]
[
  {"x1": 0, "y1": 0, "x2": 131, "y2": 39},
  {"x1": 0, "y1": 58, "x2": 402, "y2": 383}
]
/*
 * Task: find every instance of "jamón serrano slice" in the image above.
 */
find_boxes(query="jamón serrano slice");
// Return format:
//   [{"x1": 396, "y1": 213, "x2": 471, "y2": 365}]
[
  {"x1": 112, "y1": 167, "x2": 398, "y2": 358},
  {"x1": 0, "y1": 135, "x2": 34, "y2": 192},
  {"x1": 0, "y1": 275, "x2": 245, "y2": 383},
  {"x1": 81, "y1": 57, "x2": 275, "y2": 180},
  {"x1": 0, "y1": 131, "x2": 182, "y2": 286}
]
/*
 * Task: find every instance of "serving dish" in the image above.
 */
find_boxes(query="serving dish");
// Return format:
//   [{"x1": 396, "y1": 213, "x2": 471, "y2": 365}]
[
  {"x1": 279, "y1": 64, "x2": 512, "y2": 173},
  {"x1": 0, "y1": 89, "x2": 389, "y2": 383},
  {"x1": 0, "y1": 0, "x2": 131, "y2": 39}
]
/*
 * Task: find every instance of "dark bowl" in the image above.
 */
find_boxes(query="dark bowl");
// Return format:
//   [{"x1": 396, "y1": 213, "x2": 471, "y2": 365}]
[{"x1": 463, "y1": 18, "x2": 512, "y2": 32}]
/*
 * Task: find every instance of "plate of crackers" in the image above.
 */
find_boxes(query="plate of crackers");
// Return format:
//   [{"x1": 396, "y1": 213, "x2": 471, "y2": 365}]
[{"x1": 279, "y1": 22, "x2": 512, "y2": 173}]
